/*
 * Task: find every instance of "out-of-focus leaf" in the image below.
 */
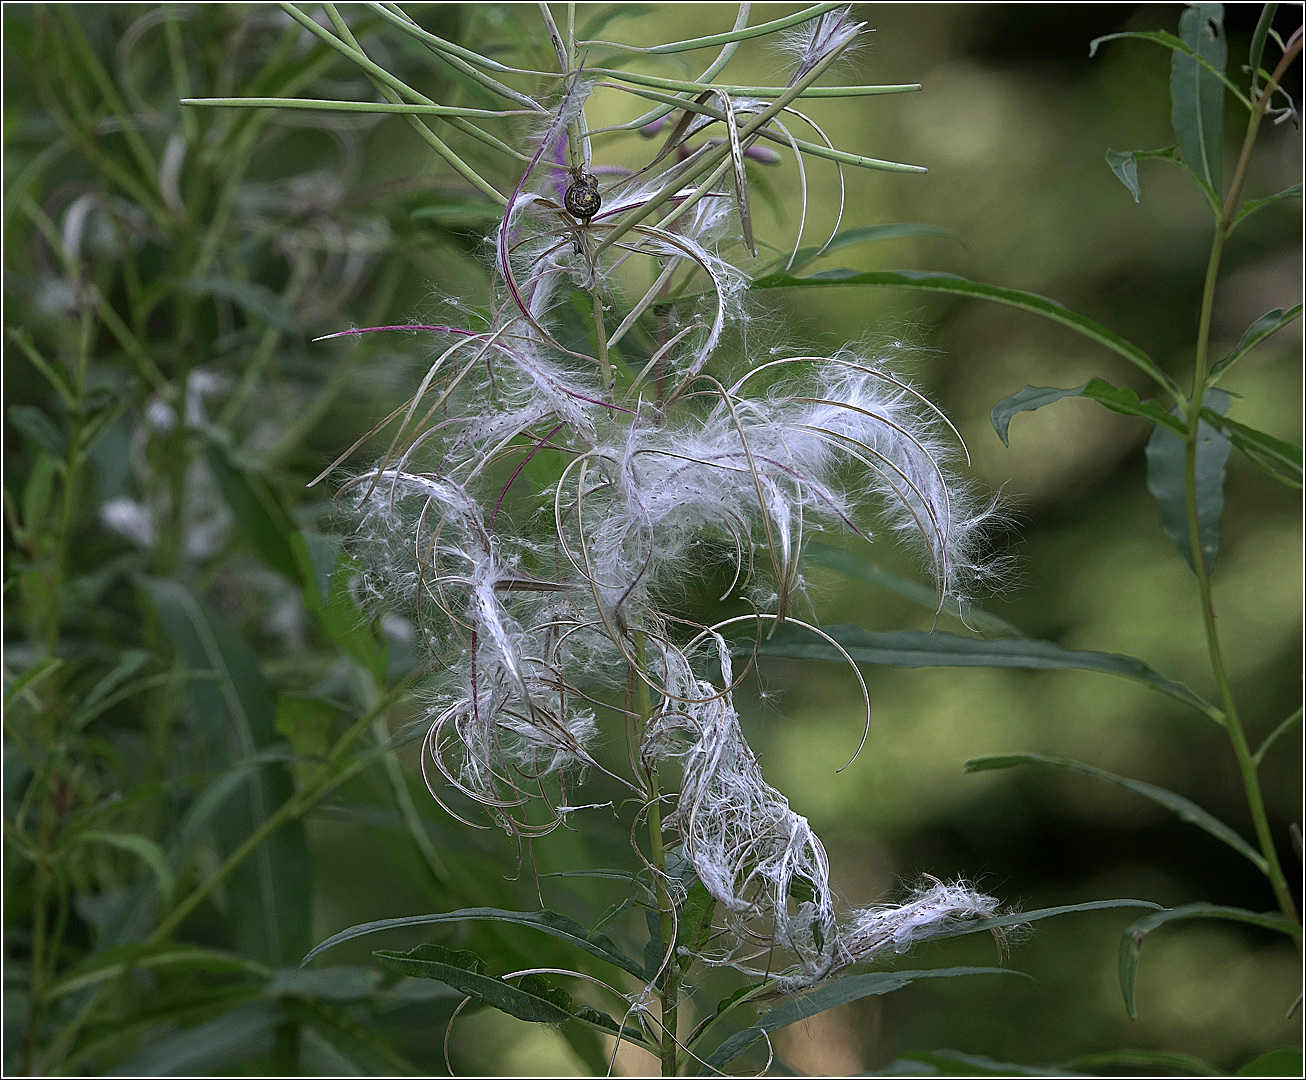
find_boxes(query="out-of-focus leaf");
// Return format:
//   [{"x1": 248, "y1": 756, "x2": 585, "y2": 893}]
[
  {"x1": 284, "y1": 995, "x2": 420, "y2": 1075},
  {"x1": 806, "y1": 543, "x2": 1023, "y2": 636},
  {"x1": 1209, "y1": 305, "x2": 1303, "y2": 381},
  {"x1": 1169, "y1": 5, "x2": 1228, "y2": 198},
  {"x1": 1119, "y1": 904, "x2": 1299, "y2": 1018},
  {"x1": 1145, "y1": 389, "x2": 1231, "y2": 575},
  {"x1": 175, "y1": 275, "x2": 296, "y2": 331},
  {"x1": 303, "y1": 906, "x2": 645, "y2": 978},
  {"x1": 750, "y1": 269, "x2": 1181, "y2": 397},
  {"x1": 21, "y1": 453, "x2": 59, "y2": 544},
  {"x1": 1199, "y1": 410, "x2": 1303, "y2": 488},
  {"x1": 141, "y1": 579, "x2": 309, "y2": 965},
  {"x1": 965, "y1": 753, "x2": 1267, "y2": 871},
  {"x1": 699, "y1": 969, "x2": 1025, "y2": 1072},
  {"x1": 204, "y1": 436, "x2": 304, "y2": 586},
  {"x1": 872, "y1": 1048, "x2": 1087, "y2": 1076},
  {"x1": 9, "y1": 404, "x2": 67, "y2": 457},
  {"x1": 1231, "y1": 183, "x2": 1303, "y2": 230},
  {"x1": 275, "y1": 694, "x2": 336, "y2": 787},
  {"x1": 1249, "y1": 4, "x2": 1279, "y2": 97},
  {"x1": 739, "y1": 624, "x2": 1222, "y2": 723},
  {"x1": 1236, "y1": 1049, "x2": 1306, "y2": 1077},
  {"x1": 76, "y1": 831, "x2": 176, "y2": 902},
  {"x1": 106, "y1": 1000, "x2": 280, "y2": 1076},
  {"x1": 68, "y1": 649, "x2": 149, "y2": 728},
  {"x1": 676, "y1": 879, "x2": 717, "y2": 972},
  {"x1": 990, "y1": 378, "x2": 1185, "y2": 447},
  {"x1": 47, "y1": 944, "x2": 268, "y2": 1001},
  {"x1": 1061, "y1": 1049, "x2": 1220, "y2": 1076},
  {"x1": 4, "y1": 657, "x2": 63, "y2": 707},
  {"x1": 784, "y1": 222, "x2": 963, "y2": 273},
  {"x1": 265, "y1": 966, "x2": 381, "y2": 1001}
]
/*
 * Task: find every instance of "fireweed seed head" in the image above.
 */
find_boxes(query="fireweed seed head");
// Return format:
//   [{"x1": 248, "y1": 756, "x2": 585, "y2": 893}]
[{"x1": 777, "y1": 6, "x2": 866, "y2": 86}]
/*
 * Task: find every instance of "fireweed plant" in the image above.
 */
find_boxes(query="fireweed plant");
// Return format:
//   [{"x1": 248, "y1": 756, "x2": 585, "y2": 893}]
[
  {"x1": 186, "y1": 3, "x2": 1034, "y2": 1073},
  {"x1": 175, "y1": 2, "x2": 1303, "y2": 1076}
]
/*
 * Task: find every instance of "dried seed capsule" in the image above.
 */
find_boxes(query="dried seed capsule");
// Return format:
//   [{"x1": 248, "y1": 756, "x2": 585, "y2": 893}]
[{"x1": 564, "y1": 172, "x2": 601, "y2": 223}]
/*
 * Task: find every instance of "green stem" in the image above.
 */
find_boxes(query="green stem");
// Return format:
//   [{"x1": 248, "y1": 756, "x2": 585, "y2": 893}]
[{"x1": 1182, "y1": 35, "x2": 1302, "y2": 935}]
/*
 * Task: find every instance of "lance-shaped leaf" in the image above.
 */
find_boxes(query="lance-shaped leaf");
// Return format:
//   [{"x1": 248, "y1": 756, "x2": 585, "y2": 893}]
[
  {"x1": 1145, "y1": 389, "x2": 1231, "y2": 575},
  {"x1": 1235, "y1": 1049, "x2": 1305, "y2": 1077},
  {"x1": 1119, "y1": 904, "x2": 1299, "y2": 1018},
  {"x1": 991, "y1": 378, "x2": 1185, "y2": 447},
  {"x1": 1170, "y1": 4, "x2": 1228, "y2": 199},
  {"x1": 1210, "y1": 305, "x2": 1303, "y2": 381},
  {"x1": 924, "y1": 899, "x2": 1164, "y2": 944},
  {"x1": 750, "y1": 269, "x2": 1182, "y2": 399},
  {"x1": 1231, "y1": 183, "x2": 1303, "y2": 231},
  {"x1": 966, "y1": 753, "x2": 1266, "y2": 872},
  {"x1": 373, "y1": 943, "x2": 632, "y2": 1040},
  {"x1": 699, "y1": 968, "x2": 1025, "y2": 1072},
  {"x1": 1199, "y1": 411, "x2": 1302, "y2": 488},
  {"x1": 302, "y1": 907, "x2": 645, "y2": 978},
  {"x1": 738, "y1": 624, "x2": 1222, "y2": 723}
]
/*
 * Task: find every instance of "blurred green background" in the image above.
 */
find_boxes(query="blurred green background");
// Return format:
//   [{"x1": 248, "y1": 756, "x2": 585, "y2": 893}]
[{"x1": 4, "y1": 3, "x2": 1300, "y2": 1075}]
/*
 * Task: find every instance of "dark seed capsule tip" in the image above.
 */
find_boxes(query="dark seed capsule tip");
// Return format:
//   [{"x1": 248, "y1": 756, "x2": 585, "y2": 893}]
[{"x1": 564, "y1": 173, "x2": 602, "y2": 223}]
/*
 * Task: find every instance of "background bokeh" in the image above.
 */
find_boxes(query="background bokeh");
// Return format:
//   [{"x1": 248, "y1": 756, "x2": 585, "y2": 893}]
[{"x1": 4, "y1": 4, "x2": 1301, "y2": 1075}]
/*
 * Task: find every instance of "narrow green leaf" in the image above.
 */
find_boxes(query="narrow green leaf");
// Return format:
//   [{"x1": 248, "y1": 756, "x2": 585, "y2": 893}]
[
  {"x1": 141, "y1": 579, "x2": 308, "y2": 965},
  {"x1": 1089, "y1": 28, "x2": 1249, "y2": 110},
  {"x1": 285, "y1": 995, "x2": 421, "y2": 1075},
  {"x1": 265, "y1": 966, "x2": 381, "y2": 1001},
  {"x1": 1119, "y1": 904, "x2": 1299, "y2": 1018},
  {"x1": 990, "y1": 378, "x2": 1186, "y2": 447},
  {"x1": 303, "y1": 907, "x2": 645, "y2": 978},
  {"x1": 738, "y1": 624, "x2": 1223, "y2": 723},
  {"x1": 204, "y1": 437, "x2": 304, "y2": 586},
  {"x1": 1146, "y1": 389, "x2": 1231, "y2": 574},
  {"x1": 965, "y1": 753, "x2": 1267, "y2": 872},
  {"x1": 47, "y1": 944, "x2": 268, "y2": 1001},
  {"x1": 784, "y1": 223, "x2": 963, "y2": 273},
  {"x1": 750, "y1": 270, "x2": 1182, "y2": 400},
  {"x1": 1254, "y1": 707, "x2": 1302, "y2": 766},
  {"x1": 1199, "y1": 410, "x2": 1302, "y2": 487},
  {"x1": 68, "y1": 650, "x2": 150, "y2": 729},
  {"x1": 700, "y1": 969, "x2": 1024, "y2": 1072},
  {"x1": 1061, "y1": 1049, "x2": 1220, "y2": 1076},
  {"x1": 4, "y1": 657, "x2": 63, "y2": 708},
  {"x1": 926, "y1": 899, "x2": 1164, "y2": 943},
  {"x1": 1171, "y1": 5, "x2": 1228, "y2": 197},
  {"x1": 806, "y1": 542, "x2": 1023, "y2": 636},
  {"x1": 1231, "y1": 183, "x2": 1303, "y2": 230},
  {"x1": 676, "y1": 880, "x2": 717, "y2": 972},
  {"x1": 1236, "y1": 1049, "x2": 1305, "y2": 1077},
  {"x1": 1210, "y1": 304, "x2": 1303, "y2": 381},
  {"x1": 1249, "y1": 4, "x2": 1279, "y2": 97},
  {"x1": 374, "y1": 943, "x2": 630, "y2": 1039}
]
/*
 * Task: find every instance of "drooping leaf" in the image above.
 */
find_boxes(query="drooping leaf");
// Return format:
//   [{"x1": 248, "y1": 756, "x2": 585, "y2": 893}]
[
  {"x1": 925, "y1": 899, "x2": 1165, "y2": 944},
  {"x1": 699, "y1": 968, "x2": 1025, "y2": 1072},
  {"x1": 1249, "y1": 4, "x2": 1279, "y2": 98},
  {"x1": 1119, "y1": 903, "x2": 1299, "y2": 1018},
  {"x1": 784, "y1": 222, "x2": 963, "y2": 273},
  {"x1": 1145, "y1": 389, "x2": 1231, "y2": 575},
  {"x1": 965, "y1": 753, "x2": 1267, "y2": 871},
  {"x1": 738, "y1": 624, "x2": 1222, "y2": 723},
  {"x1": 990, "y1": 378, "x2": 1185, "y2": 447},
  {"x1": 1210, "y1": 305, "x2": 1303, "y2": 381},
  {"x1": 750, "y1": 270, "x2": 1182, "y2": 398},
  {"x1": 806, "y1": 542, "x2": 1023, "y2": 636},
  {"x1": 1104, "y1": 145, "x2": 1181, "y2": 203},
  {"x1": 140, "y1": 578, "x2": 309, "y2": 965},
  {"x1": 302, "y1": 907, "x2": 645, "y2": 978},
  {"x1": 1170, "y1": 4, "x2": 1228, "y2": 198}
]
